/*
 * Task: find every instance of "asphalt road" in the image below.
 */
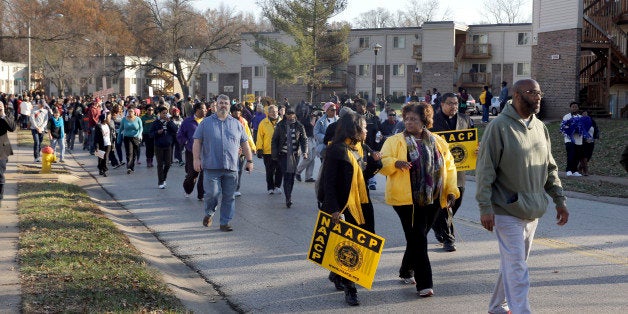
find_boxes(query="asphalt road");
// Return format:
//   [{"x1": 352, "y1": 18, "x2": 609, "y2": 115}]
[{"x1": 64, "y1": 144, "x2": 627, "y2": 313}]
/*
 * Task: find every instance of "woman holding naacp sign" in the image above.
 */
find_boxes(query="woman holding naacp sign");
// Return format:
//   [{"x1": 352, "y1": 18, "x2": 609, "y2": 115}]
[
  {"x1": 318, "y1": 112, "x2": 382, "y2": 306},
  {"x1": 379, "y1": 102, "x2": 459, "y2": 298}
]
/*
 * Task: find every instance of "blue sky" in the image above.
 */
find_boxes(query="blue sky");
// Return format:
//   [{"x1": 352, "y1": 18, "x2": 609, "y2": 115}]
[{"x1": 191, "y1": 0, "x2": 532, "y2": 25}]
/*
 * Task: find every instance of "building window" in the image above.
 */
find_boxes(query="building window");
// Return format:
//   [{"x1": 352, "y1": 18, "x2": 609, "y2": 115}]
[
  {"x1": 471, "y1": 63, "x2": 487, "y2": 73},
  {"x1": 254, "y1": 90, "x2": 265, "y2": 97},
  {"x1": 470, "y1": 34, "x2": 488, "y2": 44},
  {"x1": 145, "y1": 78, "x2": 151, "y2": 85},
  {"x1": 358, "y1": 64, "x2": 370, "y2": 76},
  {"x1": 112, "y1": 77, "x2": 118, "y2": 85},
  {"x1": 516, "y1": 62, "x2": 530, "y2": 76},
  {"x1": 517, "y1": 32, "x2": 530, "y2": 45},
  {"x1": 131, "y1": 78, "x2": 136, "y2": 84},
  {"x1": 254, "y1": 66, "x2": 265, "y2": 77},
  {"x1": 358, "y1": 37, "x2": 370, "y2": 48},
  {"x1": 392, "y1": 64, "x2": 405, "y2": 77},
  {"x1": 358, "y1": 90, "x2": 369, "y2": 100},
  {"x1": 393, "y1": 36, "x2": 405, "y2": 49},
  {"x1": 208, "y1": 73, "x2": 217, "y2": 82}
]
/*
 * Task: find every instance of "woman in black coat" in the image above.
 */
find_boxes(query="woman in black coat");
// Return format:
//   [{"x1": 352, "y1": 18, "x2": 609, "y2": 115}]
[{"x1": 319, "y1": 112, "x2": 382, "y2": 306}]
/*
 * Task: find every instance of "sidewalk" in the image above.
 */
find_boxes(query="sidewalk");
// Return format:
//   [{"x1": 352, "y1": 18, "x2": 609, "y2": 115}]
[{"x1": 0, "y1": 129, "x2": 233, "y2": 313}]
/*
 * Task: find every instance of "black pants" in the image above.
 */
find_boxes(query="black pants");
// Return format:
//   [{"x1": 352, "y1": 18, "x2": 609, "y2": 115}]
[
  {"x1": 393, "y1": 203, "x2": 440, "y2": 291},
  {"x1": 97, "y1": 146, "x2": 111, "y2": 173},
  {"x1": 183, "y1": 150, "x2": 204, "y2": 198},
  {"x1": 262, "y1": 154, "x2": 282, "y2": 190},
  {"x1": 565, "y1": 142, "x2": 582, "y2": 173},
  {"x1": 432, "y1": 186, "x2": 464, "y2": 244},
  {"x1": 278, "y1": 154, "x2": 299, "y2": 201},
  {"x1": 123, "y1": 137, "x2": 140, "y2": 171},
  {"x1": 154, "y1": 145, "x2": 172, "y2": 184},
  {"x1": 143, "y1": 136, "x2": 154, "y2": 160}
]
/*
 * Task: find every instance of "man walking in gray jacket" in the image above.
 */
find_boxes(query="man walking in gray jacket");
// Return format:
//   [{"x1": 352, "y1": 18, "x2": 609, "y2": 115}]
[{"x1": 476, "y1": 79, "x2": 569, "y2": 314}]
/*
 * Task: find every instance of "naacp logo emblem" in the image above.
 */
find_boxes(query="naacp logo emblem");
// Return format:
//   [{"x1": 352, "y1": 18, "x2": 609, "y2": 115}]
[
  {"x1": 450, "y1": 145, "x2": 467, "y2": 164},
  {"x1": 334, "y1": 241, "x2": 363, "y2": 271}
]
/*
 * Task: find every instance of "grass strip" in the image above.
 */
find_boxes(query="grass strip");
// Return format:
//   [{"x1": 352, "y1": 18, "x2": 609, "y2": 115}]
[{"x1": 18, "y1": 182, "x2": 186, "y2": 313}]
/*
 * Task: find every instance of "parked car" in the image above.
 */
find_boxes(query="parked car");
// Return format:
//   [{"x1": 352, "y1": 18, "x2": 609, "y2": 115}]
[
  {"x1": 490, "y1": 97, "x2": 502, "y2": 115},
  {"x1": 463, "y1": 94, "x2": 478, "y2": 115}
]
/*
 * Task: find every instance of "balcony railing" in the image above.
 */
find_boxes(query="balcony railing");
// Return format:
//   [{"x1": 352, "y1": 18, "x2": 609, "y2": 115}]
[
  {"x1": 412, "y1": 44, "x2": 422, "y2": 59},
  {"x1": 458, "y1": 72, "x2": 491, "y2": 87},
  {"x1": 462, "y1": 44, "x2": 492, "y2": 59}
]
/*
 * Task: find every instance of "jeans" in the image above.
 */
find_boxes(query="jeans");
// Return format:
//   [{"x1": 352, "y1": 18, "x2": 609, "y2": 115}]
[
  {"x1": 565, "y1": 142, "x2": 582, "y2": 173},
  {"x1": 66, "y1": 129, "x2": 76, "y2": 150},
  {"x1": 88, "y1": 126, "x2": 96, "y2": 154},
  {"x1": 203, "y1": 169, "x2": 238, "y2": 226},
  {"x1": 393, "y1": 203, "x2": 440, "y2": 291},
  {"x1": 123, "y1": 137, "x2": 140, "y2": 171},
  {"x1": 31, "y1": 129, "x2": 44, "y2": 159},
  {"x1": 482, "y1": 104, "x2": 490, "y2": 123},
  {"x1": 154, "y1": 145, "x2": 172, "y2": 184},
  {"x1": 236, "y1": 155, "x2": 246, "y2": 191},
  {"x1": 50, "y1": 137, "x2": 65, "y2": 161},
  {"x1": 296, "y1": 137, "x2": 316, "y2": 179},
  {"x1": 488, "y1": 215, "x2": 538, "y2": 314}
]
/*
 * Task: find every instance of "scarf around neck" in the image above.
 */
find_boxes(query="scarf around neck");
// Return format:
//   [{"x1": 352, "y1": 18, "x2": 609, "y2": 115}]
[
  {"x1": 405, "y1": 130, "x2": 443, "y2": 207},
  {"x1": 343, "y1": 139, "x2": 368, "y2": 225}
]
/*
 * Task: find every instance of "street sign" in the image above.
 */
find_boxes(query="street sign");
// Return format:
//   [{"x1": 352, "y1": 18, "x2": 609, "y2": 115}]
[
  {"x1": 242, "y1": 79, "x2": 249, "y2": 89},
  {"x1": 224, "y1": 86, "x2": 234, "y2": 92}
]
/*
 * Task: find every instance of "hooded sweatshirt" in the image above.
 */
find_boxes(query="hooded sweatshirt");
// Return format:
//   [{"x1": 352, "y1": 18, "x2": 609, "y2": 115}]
[{"x1": 475, "y1": 102, "x2": 566, "y2": 220}]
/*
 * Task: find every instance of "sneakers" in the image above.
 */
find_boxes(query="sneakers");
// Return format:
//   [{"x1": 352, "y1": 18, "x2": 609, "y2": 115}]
[
  {"x1": 234, "y1": 191, "x2": 242, "y2": 197},
  {"x1": 185, "y1": 193, "x2": 191, "y2": 198},
  {"x1": 566, "y1": 171, "x2": 573, "y2": 176},
  {"x1": 566, "y1": 171, "x2": 582, "y2": 177},
  {"x1": 274, "y1": 187, "x2": 282, "y2": 194},
  {"x1": 295, "y1": 174, "x2": 302, "y2": 182},
  {"x1": 35, "y1": 157, "x2": 42, "y2": 162},
  {"x1": 418, "y1": 288, "x2": 434, "y2": 297},
  {"x1": 158, "y1": 183, "x2": 166, "y2": 189},
  {"x1": 202, "y1": 215, "x2": 213, "y2": 227},
  {"x1": 220, "y1": 224, "x2": 233, "y2": 232},
  {"x1": 127, "y1": 169, "x2": 133, "y2": 175},
  {"x1": 268, "y1": 189, "x2": 274, "y2": 195},
  {"x1": 401, "y1": 277, "x2": 416, "y2": 285}
]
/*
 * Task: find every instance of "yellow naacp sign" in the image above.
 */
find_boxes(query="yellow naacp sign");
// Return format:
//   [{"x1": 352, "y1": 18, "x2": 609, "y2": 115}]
[
  {"x1": 434, "y1": 128, "x2": 478, "y2": 171},
  {"x1": 244, "y1": 94, "x2": 255, "y2": 103},
  {"x1": 307, "y1": 211, "x2": 385, "y2": 290}
]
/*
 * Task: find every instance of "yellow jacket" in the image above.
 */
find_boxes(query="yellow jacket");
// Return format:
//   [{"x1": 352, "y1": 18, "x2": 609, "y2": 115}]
[
  {"x1": 379, "y1": 132, "x2": 460, "y2": 208},
  {"x1": 256, "y1": 117, "x2": 280, "y2": 154},
  {"x1": 238, "y1": 116, "x2": 256, "y2": 151}
]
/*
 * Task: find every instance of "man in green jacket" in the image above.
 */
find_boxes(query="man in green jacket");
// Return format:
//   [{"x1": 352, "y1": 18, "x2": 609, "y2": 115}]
[{"x1": 476, "y1": 79, "x2": 569, "y2": 314}]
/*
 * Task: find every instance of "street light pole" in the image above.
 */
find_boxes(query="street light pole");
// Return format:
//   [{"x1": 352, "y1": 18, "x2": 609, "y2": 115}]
[
  {"x1": 373, "y1": 43, "x2": 382, "y2": 102},
  {"x1": 28, "y1": 23, "x2": 31, "y2": 93}
]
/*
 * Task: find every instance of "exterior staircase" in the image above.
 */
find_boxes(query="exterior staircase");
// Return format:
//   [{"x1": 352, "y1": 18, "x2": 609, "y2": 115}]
[{"x1": 581, "y1": 0, "x2": 628, "y2": 117}]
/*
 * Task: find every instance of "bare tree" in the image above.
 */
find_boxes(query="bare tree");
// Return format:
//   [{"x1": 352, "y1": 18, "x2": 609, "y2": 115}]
[
  {"x1": 122, "y1": 0, "x2": 250, "y2": 98},
  {"x1": 482, "y1": 0, "x2": 531, "y2": 24},
  {"x1": 398, "y1": 0, "x2": 453, "y2": 27},
  {"x1": 354, "y1": 7, "x2": 397, "y2": 29}
]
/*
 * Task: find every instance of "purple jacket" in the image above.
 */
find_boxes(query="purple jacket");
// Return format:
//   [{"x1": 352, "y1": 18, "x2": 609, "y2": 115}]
[{"x1": 176, "y1": 116, "x2": 199, "y2": 151}]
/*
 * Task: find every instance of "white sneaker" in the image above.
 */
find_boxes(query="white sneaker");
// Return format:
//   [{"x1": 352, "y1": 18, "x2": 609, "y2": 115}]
[
  {"x1": 162, "y1": 181, "x2": 167, "y2": 187},
  {"x1": 572, "y1": 172, "x2": 582, "y2": 177},
  {"x1": 418, "y1": 288, "x2": 433, "y2": 297},
  {"x1": 234, "y1": 191, "x2": 242, "y2": 197},
  {"x1": 158, "y1": 183, "x2": 166, "y2": 189},
  {"x1": 401, "y1": 277, "x2": 416, "y2": 285},
  {"x1": 268, "y1": 189, "x2": 274, "y2": 195},
  {"x1": 184, "y1": 193, "x2": 191, "y2": 198},
  {"x1": 274, "y1": 187, "x2": 282, "y2": 194},
  {"x1": 566, "y1": 171, "x2": 573, "y2": 176}
]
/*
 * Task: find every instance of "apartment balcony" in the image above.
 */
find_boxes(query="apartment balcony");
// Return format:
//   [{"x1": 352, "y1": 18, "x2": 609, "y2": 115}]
[
  {"x1": 458, "y1": 72, "x2": 491, "y2": 88},
  {"x1": 462, "y1": 44, "x2": 492, "y2": 59},
  {"x1": 412, "y1": 44, "x2": 422, "y2": 60}
]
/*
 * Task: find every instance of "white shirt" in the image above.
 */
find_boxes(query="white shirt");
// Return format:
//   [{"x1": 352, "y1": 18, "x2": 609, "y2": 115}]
[
  {"x1": 20, "y1": 101, "x2": 32, "y2": 115},
  {"x1": 101, "y1": 124, "x2": 111, "y2": 146}
]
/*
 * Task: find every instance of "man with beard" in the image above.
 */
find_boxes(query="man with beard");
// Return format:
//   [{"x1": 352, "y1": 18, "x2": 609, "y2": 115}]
[
  {"x1": 429, "y1": 92, "x2": 474, "y2": 252},
  {"x1": 193, "y1": 94, "x2": 253, "y2": 232},
  {"x1": 271, "y1": 107, "x2": 308, "y2": 208},
  {"x1": 476, "y1": 79, "x2": 569, "y2": 314}
]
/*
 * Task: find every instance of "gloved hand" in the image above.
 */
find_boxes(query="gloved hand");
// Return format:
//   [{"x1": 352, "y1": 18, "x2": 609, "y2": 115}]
[{"x1": 257, "y1": 149, "x2": 263, "y2": 159}]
